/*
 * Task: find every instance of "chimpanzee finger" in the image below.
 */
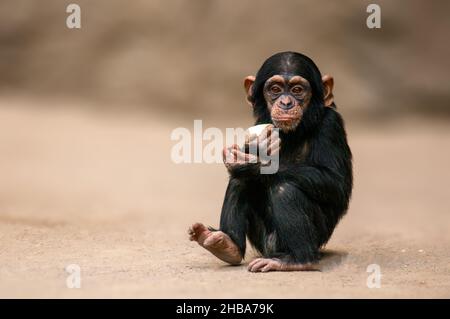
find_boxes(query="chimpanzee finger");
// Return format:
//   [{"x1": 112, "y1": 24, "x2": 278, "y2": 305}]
[
  {"x1": 248, "y1": 258, "x2": 263, "y2": 268},
  {"x1": 257, "y1": 125, "x2": 273, "y2": 144},
  {"x1": 245, "y1": 132, "x2": 259, "y2": 145},
  {"x1": 260, "y1": 124, "x2": 274, "y2": 137},
  {"x1": 223, "y1": 146, "x2": 238, "y2": 164},
  {"x1": 270, "y1": 128, "x2": 279, "y2": 142},
  {"x1": 234, "y1": 148, "x2": 257, "y2": 164},
  {"x1": 268, "y1": 138, "x2": 281, "y2": 156},
  {"x1": 234, "y1": 149, "x2": 247, "y2": 162},
  {"x1": 261, "y1": 263, "x2": 276, "y2": 272},
  {"x1": 248, "y1": 259, "x2": 267, "y2": 272},
  {"x1": 268, "y1": 145, "x2": 280, "y2": 156},
  {"x1": 223, "y1": 148, "x2": 232, "y2": 163}
]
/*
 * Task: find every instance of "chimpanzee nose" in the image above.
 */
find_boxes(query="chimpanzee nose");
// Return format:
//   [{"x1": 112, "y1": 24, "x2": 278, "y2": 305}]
[{"x1": 279, "y1": 96, "x2": 293, "y2": 110}]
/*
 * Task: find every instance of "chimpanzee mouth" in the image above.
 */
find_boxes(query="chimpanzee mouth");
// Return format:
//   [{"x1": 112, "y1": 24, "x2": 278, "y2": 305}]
[
  {"x1": 272, "y1": 116, "x2": 298, "y2": 122},
  {"x1": 272, "y1": 116, "x2": 301, "y2": 132}
]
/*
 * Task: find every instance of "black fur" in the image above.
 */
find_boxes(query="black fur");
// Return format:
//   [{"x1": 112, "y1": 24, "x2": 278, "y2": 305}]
[{"x1": 220, "y1": 52, "x2": 353, "y2": 264}]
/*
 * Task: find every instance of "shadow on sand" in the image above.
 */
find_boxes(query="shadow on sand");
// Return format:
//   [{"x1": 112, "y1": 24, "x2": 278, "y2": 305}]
[{"x1": 318, "y1": 249, "x2": 348, "y2": 271}]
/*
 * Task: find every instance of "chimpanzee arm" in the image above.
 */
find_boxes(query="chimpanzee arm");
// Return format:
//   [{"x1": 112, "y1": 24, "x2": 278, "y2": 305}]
[{"x1": 228, "y1": 163, "x2": 261, "y2": 179}]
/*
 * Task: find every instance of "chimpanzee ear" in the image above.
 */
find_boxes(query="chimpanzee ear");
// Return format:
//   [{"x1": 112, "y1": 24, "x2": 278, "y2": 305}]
[
  {"x1": 244, "y1": 76, "x2": 256, "y2": 107},
  {"x1": 322, "y1": 74, "x2": 334, "y2": 107}
]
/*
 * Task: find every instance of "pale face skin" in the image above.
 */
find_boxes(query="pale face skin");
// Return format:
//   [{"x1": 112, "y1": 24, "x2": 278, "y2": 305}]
[{"x1": 263, "y1": 75, "x2": 312, "y2": 133}]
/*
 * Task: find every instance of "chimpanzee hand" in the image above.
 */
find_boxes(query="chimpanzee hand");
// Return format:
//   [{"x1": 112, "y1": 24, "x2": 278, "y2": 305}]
[
  {"x1": 222, "y1": 124, "x2": 280, "y2": 176},
  {"x1": 222, "y1": 144, "x2": 258, "y2": 173}
]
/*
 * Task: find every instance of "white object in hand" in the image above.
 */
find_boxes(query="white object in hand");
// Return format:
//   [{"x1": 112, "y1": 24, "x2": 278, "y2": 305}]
[{"x1": 246, "y1": 124, "x2": 271, "y2": 137}]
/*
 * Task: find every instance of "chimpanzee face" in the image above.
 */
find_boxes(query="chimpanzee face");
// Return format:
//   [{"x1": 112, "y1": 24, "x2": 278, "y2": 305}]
[
  {"x1": 263, "y1": 74, "x2": 312, "y2": 132},
  {"x1": 244, "y1": 52, "x2": 334, "y2": 134}
]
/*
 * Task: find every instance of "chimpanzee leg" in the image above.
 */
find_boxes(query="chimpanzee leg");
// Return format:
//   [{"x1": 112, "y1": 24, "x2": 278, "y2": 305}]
[
  {"x1": 248, "y1": 181, "x2": 321, "y2": 272},
  {"x1": 219, "y1": 178, "x2": 251, "y2": 255},
  {"x1": 189, "y1": 178, "x2": 250, "y2": 265}
]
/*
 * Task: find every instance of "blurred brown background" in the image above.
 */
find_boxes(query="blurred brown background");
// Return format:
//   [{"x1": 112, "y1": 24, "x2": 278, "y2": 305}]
[
  {"x1": 0, "y1": 0, "x2": 449, "y2": 298},
  {"x1": 1, "y1": 0, "x2": 449, "y2": 119}
]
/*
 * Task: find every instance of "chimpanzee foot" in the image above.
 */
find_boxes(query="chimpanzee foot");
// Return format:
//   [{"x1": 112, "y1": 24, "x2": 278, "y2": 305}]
[
  {"x1": 248, "y1": 258, "x2": 317, "y2": 272},
  {"x1": 188, "y1": 222, "x2": 242, "y2": 265}
]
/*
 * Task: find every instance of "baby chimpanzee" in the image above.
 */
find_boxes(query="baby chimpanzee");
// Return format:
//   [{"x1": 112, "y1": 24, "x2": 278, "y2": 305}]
[{"x1": 189, "y1": 52, "x2": 352, "y2": 272}]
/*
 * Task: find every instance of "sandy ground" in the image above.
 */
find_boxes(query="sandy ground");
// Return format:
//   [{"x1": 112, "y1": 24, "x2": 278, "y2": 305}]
[{"x1": 0, "y1": 98, "x2": 449, "y2": 298}]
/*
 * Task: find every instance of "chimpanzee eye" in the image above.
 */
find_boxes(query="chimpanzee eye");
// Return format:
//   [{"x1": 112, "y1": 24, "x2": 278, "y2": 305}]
[
  {"x1": 291, "y1": 86, "x2": 303, "y2": 95},
  {"x1": 270, "y1": 85, "x2": 282, "y2": 94}
]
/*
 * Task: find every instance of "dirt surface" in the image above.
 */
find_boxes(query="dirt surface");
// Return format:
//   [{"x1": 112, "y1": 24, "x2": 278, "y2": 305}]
[{"x1": 0, "y1": 98, "x2": 449, "y2": 298}]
